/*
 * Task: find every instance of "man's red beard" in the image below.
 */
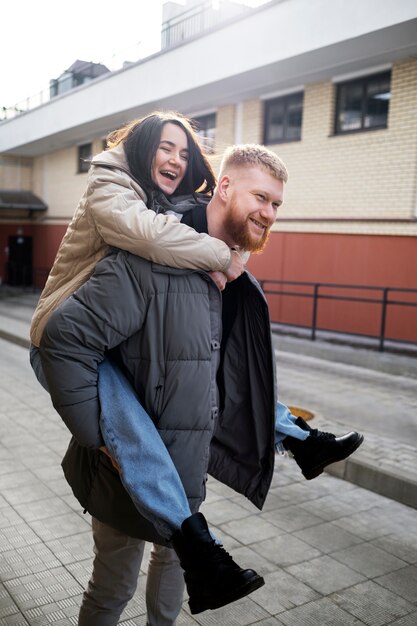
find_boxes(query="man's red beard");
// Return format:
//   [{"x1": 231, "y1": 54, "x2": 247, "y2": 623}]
[{"x1": 223, "y1": 203, "x2": 271, "y2": 253}]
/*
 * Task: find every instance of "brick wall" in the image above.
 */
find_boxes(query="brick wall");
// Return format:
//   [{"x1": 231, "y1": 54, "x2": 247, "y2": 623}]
[{"x1": 211, "y1": 58, "x2": 417, "y2": 236}]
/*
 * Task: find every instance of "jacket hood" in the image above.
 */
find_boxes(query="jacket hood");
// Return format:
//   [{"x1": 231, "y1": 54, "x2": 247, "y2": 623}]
[{"x1": 91, "y1": 143, "x2": 129, "y2": 172}]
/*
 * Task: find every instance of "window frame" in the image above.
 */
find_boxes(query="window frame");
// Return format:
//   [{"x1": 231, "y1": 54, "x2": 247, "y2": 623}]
[
  {"x1": 77, "y1": 142, "x2": 93, "y2": 174},
  {"x1": 263, "y1": 92, "x2": 304, "y2": 145},
  {"x1": 334, "y1": 71, "x2": 391, "y2": 135},
  {"x1": 192, "y1": 113, "x2": 216, "y2": 154}
]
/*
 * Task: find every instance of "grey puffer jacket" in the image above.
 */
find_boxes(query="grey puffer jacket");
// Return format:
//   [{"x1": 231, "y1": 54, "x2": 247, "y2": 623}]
[{"x1": 40, "y1": 250, "x2": 277, "y2": 542}]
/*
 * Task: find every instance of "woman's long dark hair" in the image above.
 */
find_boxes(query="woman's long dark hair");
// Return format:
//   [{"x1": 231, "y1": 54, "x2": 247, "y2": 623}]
[{"x1": 106, "y1": 111, "x2": 216, "y2": 198}]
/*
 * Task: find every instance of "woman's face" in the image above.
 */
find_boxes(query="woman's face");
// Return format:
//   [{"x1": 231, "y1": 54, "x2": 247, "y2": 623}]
[{"x1": 151, "y1": 122, "x2": 189, "y2": 195}]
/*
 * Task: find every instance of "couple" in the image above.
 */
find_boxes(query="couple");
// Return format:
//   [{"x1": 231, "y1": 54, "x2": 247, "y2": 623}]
[{"x1": 32, "y1": 111, "x2": 363, "y2": 625}]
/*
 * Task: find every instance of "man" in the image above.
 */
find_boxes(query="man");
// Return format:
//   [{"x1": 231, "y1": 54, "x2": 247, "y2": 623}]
[{"x1": 40, "y1": 145, "x2": 362, "y2": 625}]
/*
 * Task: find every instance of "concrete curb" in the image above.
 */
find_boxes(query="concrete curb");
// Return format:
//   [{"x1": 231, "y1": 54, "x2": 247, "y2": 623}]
[
  {"x1": 325, "y1": 458, "x2": 417, "y2": 511},
  {"x1": 0, "y1": 329, "x2": 30, "y2": 349}
]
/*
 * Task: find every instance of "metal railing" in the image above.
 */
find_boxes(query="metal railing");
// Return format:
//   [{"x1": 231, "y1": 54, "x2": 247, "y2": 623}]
[{"x1": 258, "y1": 280, "x2": 417, "y2": 352}]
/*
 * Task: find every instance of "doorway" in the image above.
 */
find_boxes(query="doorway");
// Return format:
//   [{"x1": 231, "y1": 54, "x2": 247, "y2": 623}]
[{"x1": 7, "y1": 235, "x2": 33, "y2": 286}]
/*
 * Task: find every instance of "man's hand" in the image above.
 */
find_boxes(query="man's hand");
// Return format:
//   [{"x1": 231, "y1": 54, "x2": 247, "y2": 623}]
[
  {"x1": 224, "y1": 250, "x2": 244, "y2": 282},
  {"x1": 99, "y1": 446, "x2": 121, "y2": 473},
  {"x1": 208, "y1": 271, "x2": 227, "y2": 291}
]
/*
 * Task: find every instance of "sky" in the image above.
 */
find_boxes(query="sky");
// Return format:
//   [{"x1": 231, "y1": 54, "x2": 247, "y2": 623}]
[{"x1": 1, "y1": 0, "x2": 268, "y2": 109}]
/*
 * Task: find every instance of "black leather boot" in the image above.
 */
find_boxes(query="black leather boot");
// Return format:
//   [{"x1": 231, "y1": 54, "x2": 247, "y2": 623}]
[
  {"x1": 283, "y1": 417, "x2": 364, "y2": 480},
  {"x1": 172, "y1": 512, "x2": 264, "y2": 614}
]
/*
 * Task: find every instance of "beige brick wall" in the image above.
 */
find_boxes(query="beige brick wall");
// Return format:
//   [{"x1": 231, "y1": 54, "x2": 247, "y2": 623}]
[
  {"x1": 32, "y1": 139, "x2": 105, "y2": 222},
  {"x1": 241, "y1": 99, "x2": 263, "y2": 144},
  {"x1": 216, "y1": 59, "x2": 417, "y2": 236},
  {"x1": 0, "y1": 156, "x2": 32, "y2": 189}
]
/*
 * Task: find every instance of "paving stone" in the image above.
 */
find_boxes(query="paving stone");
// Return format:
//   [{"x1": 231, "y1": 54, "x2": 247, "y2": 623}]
[
  {"x1": 220, "y1": 514, "x2": 284, "y2": 545},
  {"x1": 389, "y1": 613, "x2": 417, "y2": 626},
  {"x1": 263, "y1": 503, "x2": 324, "y2": 532},
  {"x1": 375, "y1": 564, "x2": 417, "y2": 604},
  {"x1": 286, "y1": 554, "x2": 365, "y2": 594},
  {"x1": 250, "y1": 568, "x2": 320, "y2": 614},
  {"x1": 0, "y1": 506, "x2": 23, "y2": 531},
  {"x1": 45, "y1": 532, "x2": 93, "y2": 565},
  {"x1": 332, "y1": 542, "x2": 408, "y2": 577},
  {"x1": 64, "y1": 560, "x2": 93, "y2": 588},
  {"x1": 202, "y1": 498, "x2": 254, "y2": 526},
  {"x1": 331, "y1": 580, "x2": 415, "y2": 625},
  {"x1": 293, "y1": 520, "x2": 363, "y2": 554},
  {"x1": 254, "y1": 533, "x2": 322, "y2": 568},
  {"x1": 3, "y1": 567, "x2": 83, "y2": 611},
  {"x1": 28, "y1": 512, "x2": 90, "y2": 542},
  {"x1": 370, "y1": 532, "x2": 417, "y2": 564},
  {"x1": 0, "y1": 585, "x2": 19, "y2": 619},
  {"x1": 0, "y1": 524, "x2": 41, "y2": 553},
  {"x1": 0, "y1": 543, "x2": 61, "y2": 581},
  {"x1": 0, "y1": 614, "x2": 30, "y2": 625},
  {"x1": 12, "y1": 497, "x2": 73, "y2": 523},
  {"x1": 223, "y1": 545, "x2": 280, "y2": 577},
  {"x1": 276, "y1": 596, "x2": 362, "y2": 625},
  {"x1": 1, "y1": 483, "x2": 55, "y2": 506}
]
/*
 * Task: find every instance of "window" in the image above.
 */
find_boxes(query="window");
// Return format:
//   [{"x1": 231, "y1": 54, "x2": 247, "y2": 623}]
[
  {"x1": 193, "y1": 113, "x2": 216, "y2": 153},
  {"x1": 78, "y1": 143, "x2": 92, "y2": 173},
  {"x1": 335, "y1": 71, "x2": 391, "y2": 134},
  {"x1": 264, "y1": 93, "x2": 303, "y2": 144}
]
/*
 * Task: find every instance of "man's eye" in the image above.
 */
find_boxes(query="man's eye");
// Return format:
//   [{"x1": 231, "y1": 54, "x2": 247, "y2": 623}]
[{"x1": 257, "y1": 194, "x2": 266, "y2": 201}]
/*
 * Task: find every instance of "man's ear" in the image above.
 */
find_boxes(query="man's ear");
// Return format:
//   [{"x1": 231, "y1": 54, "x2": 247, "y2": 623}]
[{"x1": 217, "y1": 174, "x2": 230, "y2": 201}]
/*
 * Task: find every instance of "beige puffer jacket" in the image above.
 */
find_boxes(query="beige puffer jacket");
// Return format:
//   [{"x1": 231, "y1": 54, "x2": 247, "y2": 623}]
[{"x1": 30, "y1": 144, "x2": 232, "y2": 346}]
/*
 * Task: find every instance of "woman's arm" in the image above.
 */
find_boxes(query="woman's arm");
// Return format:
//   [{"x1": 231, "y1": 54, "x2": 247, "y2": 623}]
[{"x1": 88, "y1": 165, "x2": 235, "y2": 272}]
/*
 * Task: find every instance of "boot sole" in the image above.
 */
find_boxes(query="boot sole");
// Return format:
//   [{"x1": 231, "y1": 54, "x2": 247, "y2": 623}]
[
  {"x1": 303, "y1": 434, "x2": 364, "y2": 480},
  {"x1": 188, "y1": 574, "x2": 265, "y2": 614}
]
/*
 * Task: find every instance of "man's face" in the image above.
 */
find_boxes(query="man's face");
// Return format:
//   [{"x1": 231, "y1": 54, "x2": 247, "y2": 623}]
[{"x1": 222, "y1": 167, "x2": 284, "y2": 252}]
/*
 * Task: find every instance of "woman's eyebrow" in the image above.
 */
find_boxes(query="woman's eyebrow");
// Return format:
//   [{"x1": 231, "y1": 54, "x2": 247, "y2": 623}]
[{"x1": 159, "y1": 139, "x2": 189, "y2": 152}]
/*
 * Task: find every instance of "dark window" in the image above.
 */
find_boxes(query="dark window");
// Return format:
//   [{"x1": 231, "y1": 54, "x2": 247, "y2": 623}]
[
  {"x1": 78, "y1": 143, "x2": 92, "y2": 173},
  {"x1": 335, "y1": 71, "x2": 391, "y2": 134},
  {"x1": 264, "y1": 93, "x2": 303, "y2": 144},
  {"x1": 193, "y1": 113, "x2": 216, "y2": 153}
]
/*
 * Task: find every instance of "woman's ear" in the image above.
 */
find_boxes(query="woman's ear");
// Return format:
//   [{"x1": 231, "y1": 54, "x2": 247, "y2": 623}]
[{"x1": 217, "y1": 174, "x2": 230, "y2": 201}]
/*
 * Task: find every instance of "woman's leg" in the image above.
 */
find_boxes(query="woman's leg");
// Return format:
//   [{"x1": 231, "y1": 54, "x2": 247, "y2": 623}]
[
  {"x1": 78, "y1": 518, "x2": 145, "y2": 626},
  {"x1": 98, "y1": 358, "x2": 192, "y2": 540},
  {"x1": 146, "y1": 544, "x2": 185, "y2": 626},
  {"x1": 275, "y1": 401, "x2": 310, "y2": 448}
]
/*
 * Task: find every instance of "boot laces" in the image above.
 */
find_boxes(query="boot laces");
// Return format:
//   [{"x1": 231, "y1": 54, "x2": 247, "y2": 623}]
[
  {"x1": 310, "y1": 429, "x2": 335, "y2": 442},
  {"x1": 204, "y1": 542, "x2": 238, "y2": 569}
]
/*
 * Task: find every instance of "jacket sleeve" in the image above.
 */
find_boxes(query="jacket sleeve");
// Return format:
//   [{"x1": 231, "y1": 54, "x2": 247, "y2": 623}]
[
  {"x1": 39, "y1": 251, "x2": 147, "y2": 449},
  {"x1": 88, "y1": 165, "x2": 232, "y2": 272}
]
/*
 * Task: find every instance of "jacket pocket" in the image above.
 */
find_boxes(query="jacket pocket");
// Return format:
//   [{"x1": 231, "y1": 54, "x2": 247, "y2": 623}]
[{"x1": 153, "y1": 377, "x2": 164, "y2": 420}]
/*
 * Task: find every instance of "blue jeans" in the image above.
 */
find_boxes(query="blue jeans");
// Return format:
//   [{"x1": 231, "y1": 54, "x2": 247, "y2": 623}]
[{"x1": 31, "y1": 347, "x2": 308, "y2": 538}]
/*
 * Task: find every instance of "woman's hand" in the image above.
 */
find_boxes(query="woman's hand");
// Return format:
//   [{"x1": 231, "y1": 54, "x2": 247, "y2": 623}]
[
  {"x1": 224, "y1": 250, "x2": 244, "y2": 282},
  {"x1": 208, "y1": 271, "x2": 227, "y2": 291},
  {"x1": 99, "y1": 446, "x2": 121, "y2": 473}
]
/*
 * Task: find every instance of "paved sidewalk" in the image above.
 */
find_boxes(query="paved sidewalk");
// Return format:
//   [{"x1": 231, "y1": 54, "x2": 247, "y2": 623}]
[{"x1": 0, "y1": 291, "x2": 416, "y2": 624}]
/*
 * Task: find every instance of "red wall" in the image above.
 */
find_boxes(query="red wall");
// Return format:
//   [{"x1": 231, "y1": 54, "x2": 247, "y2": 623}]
[
  {"x1": 2, "y1": 225, "x2": 416, "y2": 344},
  {"x1": 0, "y1": 223, "x2": 66, "y2": 288},
  {"x1": 247, "y1": 232, "x2": 417, "y2": 344}
]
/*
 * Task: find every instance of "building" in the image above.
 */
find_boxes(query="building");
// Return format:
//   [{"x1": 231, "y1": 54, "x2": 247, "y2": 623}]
[
  {"x1": 1, "y1": 0, "x2": 416, "y2": 344},
  {"x1": 49, "y1": 60, "x2": 110, "y2": 99}
]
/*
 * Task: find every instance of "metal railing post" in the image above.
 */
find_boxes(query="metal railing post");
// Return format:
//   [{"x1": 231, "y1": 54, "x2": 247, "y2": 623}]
[
  {"x1": 379, "y1": 287, "x2": 389, "y2": 352},
  {"x1": 311, "y1": 284, "x2": 319, "y2": 340}
]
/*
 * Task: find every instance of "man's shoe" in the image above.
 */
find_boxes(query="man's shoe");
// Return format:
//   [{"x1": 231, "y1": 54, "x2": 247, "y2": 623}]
[
  {"x1": 284, "y1": 417, "x2": 364, "y2": 480},
  {"x1": 172, "y1": 512, "x2": 264, "y2": 614}
]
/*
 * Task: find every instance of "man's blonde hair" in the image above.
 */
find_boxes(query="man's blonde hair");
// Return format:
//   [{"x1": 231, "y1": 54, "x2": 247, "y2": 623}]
[{"x1": 219, "y1": 144, "x2": 288, "y2": 183}]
